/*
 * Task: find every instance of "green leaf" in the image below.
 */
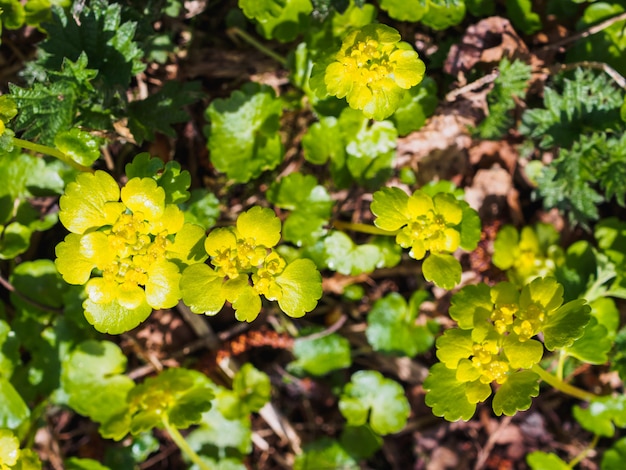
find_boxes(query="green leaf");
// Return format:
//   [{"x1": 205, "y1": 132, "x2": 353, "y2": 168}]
[
  {"x1": 167, "y1": 223, "x2": 209, "y2": 268},
  {"x1": 322, "y1": 231, "x2": 383, "y2": 275},
  {"x1": 0, "y1": 319, "x2": 18, "y2": 379},
  {"x1": 294, "y1": 438, "x2": 359, "y2": 470},
  {"x1": 206, "y1": 82, "x2": 283, "y2": 183},
  {"x1": 339, "y1": 370, "x2": 410, "y2": 435},
  {"x1": 275, "y1": 258, "x2": 323, "y2": 318},
  {"x1": 82, "y1": 297, "x2": 152, "y2": 335},
  {"x1": 0, "y1": 0, "x2": 25, "y2": 29},
  {"x1": 491, "y1": 370, "x2": 539, "y2": 416},
  {"x1": 449, "y1": 283, "x2": 492, "y2": 329},
  {"x1": 505, "y1": 0, "x2": 541, "y2": 35},
  {"x1": 422, "y1": 252, "x2": 462, "y2": 289},
  {"x1": 0, "y1": 95, "x2": 18, "y2": 123},
  {"x1": 435, "y1": 328, "x2": 475, "y2": 369},
  {"x1": 371, "y1": 186, "x2": 410, "y2": 231},
  {"x1": 180, "y1": 263, "x2": 226, "y2": 315},
  {"x1": 240, "y1": 0, "x2": 312, "y2": 42},
  {"x1": 38, "y1": 2, "x2": 144, "y2": 88},
  {"x1": 366, "y1": 292, "x2": 436, "y2": 357},
  {"x1": 180, "y1": 189, "x2": 220, "y2": 231},
  {"x1": 602, "y1": 436, "x2": 626, "y2": 470},
  {"x1": 0, "y1": 222, "x2": 32, "y2": 260},
  {"x1": 10, "y1": 259, "x2": 68, "y2": 311},
  {"x1": 542, "y1": 299, "x2": 591, "y2": 351},
  {"x1": 302, "y1": 116, "x2": 345, "y2": 166},
  {"x1": 339, "y1": 425, "x2": 382, "y2": 459},
  {"x1": 526, "y1": 451, "x2": 570, "y2": 470},
  {"x1": 573, "y1": 395, "x2": 626, "y2": 437},
  {"x1": 231, "y1": 363, "x2": 271, "y2": 415},
  {"x1": 391, "y1": 77, "x2": 438, "y2": 136},
  {"x1": 424, "y1": 363, "x2": 476, "y2": 421},
  {"x1": 186, "y1": 406, "x2": 252, "y2": 458},
  {"x1": 565, "y1": 317, "x2": 612, "y2": 364},
  {"x1": 54, "y1": 128, "x2": 102, "y2": 167},
  {"x1": 289, "y1": 332, "x2": 351, "y2": 376},
  {"x1": 421, "y1": 0, "x2": 466, "y2": 30},
  {"x1": 126, "y1": 368, "x2": 214, "y2": 433},
  {"x1": 128, "y1": 81, "x2": 200, "y2": 145},
  {"x1": 0, "y1": 429, "x2": 20, "y2": 467},
  {"x1": 65, "y1": 458, "x2": 111, "y2": 470},
  {"x1": 61, "y1": 340, "x2": 134, "y2": 435},
  {"x1": 0, "y1": 377, "x2": 30, "y2": 429},
  {"x1": 379, "y1": 0, "x2": 427, "y2": 21}
]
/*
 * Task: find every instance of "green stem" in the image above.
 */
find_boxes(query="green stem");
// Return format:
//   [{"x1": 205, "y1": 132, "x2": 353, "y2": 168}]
[
  {"x1": 556, "y1": 350, "x2": 567, "y2": 381},
  {"x1": 568, "y1": 434, "x2": 599, "y2": 468},
  {"x1": 228, "y1": 27, "x2": 287, "y2": 67},
  {"x1": 162, "y1": 418, "x2": 211, "y2": 470},
  {"x1": 12, "y1": 137, "x2": 93, "y2": 172},
  {"x1": 332, "y1": 220, "x2": 398, "y2": 236},
  {"x1": 531, "y1": 364, "x2": 598, "y2": 402}
]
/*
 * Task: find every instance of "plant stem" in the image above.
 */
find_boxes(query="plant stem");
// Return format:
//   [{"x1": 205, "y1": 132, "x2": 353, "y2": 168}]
[
  {"x1": 568, "y1": 434, "x2": 599, "y2": 469},
  {"x1": 556, "y1": 350, "x2": 567, "y2": 381},
  {"x1": 228, "y1": 27, "x2": 287, "y2": 67},
  {"x1": 531, "y1": 364, "x2": 598, "y2": 402},
  {"x1": 332, "y1": 220, "x2": 398, "y2": 236},
  {"x1": 162, "y1": 418, "x2": 211, "y2": 470},
  {"x1": 12, "y1": 137, "x2": 93, "y2": 172}
]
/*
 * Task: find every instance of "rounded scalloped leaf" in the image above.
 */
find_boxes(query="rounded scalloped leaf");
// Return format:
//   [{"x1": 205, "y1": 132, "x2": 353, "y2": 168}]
[
  {"x1": 0, "y1": 429, "x2": 20, "y2": 467},
  {"x1": 232, "y1": 363, "x2": 272, "y2": 415},
  {"x1": 0, "y1": 222, "x2": 31, "y2": 260},
  {"x1": 59, "y1": 170, "x2": 123, "y2": 234},
  {"x1": 167, "y1": 223, "x2": 208, "y2": 267},
  {"x1": 228, "y1": 282, "x2": 262, "y2": 322},
  {"x1": 55, "y1": 234, "x2": 95, "y2": 284},
  {"x1": 127, "y1": 368, "x2": 214, "y2": 433},
  {"x1": 449, "y1": 283, "x2": 492, "y2": 329},
  {"x1": 83, "y1": 296, "x2": 152, "y2": 334},
  {"x1": 526, "y1": 451, "x2": 570, "y2": 470},
  {"x1": 543, "y1": 298, "x2": 591, "y2": 351},
  {"x1": 423, "y1": 252, "x2": 462, "y2": 289},
  {"x1": 145, "y1": 260, "x2": 182, "y2": 309},
  {"x1": 180, "y1": 263, "x2": 226, "y2": 315},
  {"x1": 121, "y1": 177, "x2": 165, "y2": 221},
  {"x1": 573, "y1": 395, "x2": 626, "y2": 437},
  {"x1": 459, "y1": 203, "x2": 482, "y2": 251},
  {"x1": 339, "y1": 370, "x2": 410, "y2": 435},
  {"x1": 371, "y1": 186, "x2": 410, "y2": 231},
  {"x1": 0, "y1": 377, "x2": 30, "y2": 430},
  {"x1": 54, "y1": 128, "x2": 102, "y2": 167},
  {"x1": 237, "y1": 206, "x2": 281, "y2": 247},
  {"x1": 435, "y1": 328, "x2": 474, "y2": 369},
  {"x1": 290, "y1": 332, "x2": 352, "y2": 376},
  {"x1": 424, "y1": 363, "x2": 476, "y2": 421},
  {"x1": 275, "y1": 258, "x2": 322, "y2": 318},
  {"x1": 502, "y1": 335, "x2": 544, "y2": 369},
  {"x1": 433, "y1": 193, "x2": 463, "y2": 225},
  {"x1": 520, "y1": 277, "x2": 564, "y2": 312},
  {"x1": 492, "y1": 370, "x2": 539, "y2": 416}
]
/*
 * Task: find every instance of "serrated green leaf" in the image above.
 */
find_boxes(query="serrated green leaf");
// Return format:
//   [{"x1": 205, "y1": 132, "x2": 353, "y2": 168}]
[
  {"x1": 289, "y1": 332, "x2": 351, "y2": 376},
  {"x1": 366, "y1": 292, "x2": 435, "y2": 357},
  {"x1": 502, "y1": 335, "x2": 543, "y2": 369},
  {"x1": 302, "y1": 116, "x2": 345, "y2": 166},
  {"x1": 435, "y1": 328, "x2": 475, "y2": 369},
  {"x1": 422, "y1": 252, "x2": 462, "y2": 289},
  {"x1": 167, "y1": 223, "x2": 208, "y2": 268},
  {"x1": 424, "y1": 363, "x2": 476, "y2": 421},
  {"x1": 542, "y1": 298, "x2": 591, "y2": 351},
  {"x1": 573, "y1": 395, "x2": 626, "y2": 437},
  {"x1": 38, "y1": 2, "x2": 144, "y2": 88},
  {"x1": 128, "y1": 81, "x2": 200, "y2": 145},
  {"x1": 244, "y1": 0, "x2": 312, "y2": 42},
  {"x1": 339, "y1": 370, "x2": 410, "y2": 435},
  {"x1": 61, "y1": 340, "x2": 134, "y2": 433},
  {"x1": 492, "y1": 370, "x2": 539, "y2": 416},
  {"x1": 206, "y1": 82, "x2": 283, "y2": 183},
  {"x1": 526, "y1": 451, "x2": 570, "y2": 470},
  {"x1": 0, "y1": 95, "x2": 17, "y2": 123}
]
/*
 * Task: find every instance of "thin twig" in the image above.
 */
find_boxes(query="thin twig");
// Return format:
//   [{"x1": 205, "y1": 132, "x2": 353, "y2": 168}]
[
  {"x1": 545, "y1": 61, "x2": 626, "y2": 90},
  {"x1": 297, "y1": 314, "x2": 347, "y2": 342},
  {"x1": 474, "y1": 415, "x2": 513, "y2": 470},
  {"x1": 541, "y1": 11, "x2": 626, "y2": 51},
  {"x1": 445, "y1": 71, "x2": 500, "y2": 102}
]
